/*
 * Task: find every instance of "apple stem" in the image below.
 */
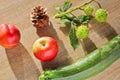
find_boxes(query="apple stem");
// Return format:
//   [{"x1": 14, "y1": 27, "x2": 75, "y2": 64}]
[{"x1": 40, "y1": 41, "x2": 46, "y2": 46}]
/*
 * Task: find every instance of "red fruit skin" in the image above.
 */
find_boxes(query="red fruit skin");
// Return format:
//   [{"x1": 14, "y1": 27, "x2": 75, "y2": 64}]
[
  {"x1": 0, "y1": 24, "x2": 20, "y2": 48},
  {"x1": 33, "y1": 37, "x2": 58, "y2": 62}
]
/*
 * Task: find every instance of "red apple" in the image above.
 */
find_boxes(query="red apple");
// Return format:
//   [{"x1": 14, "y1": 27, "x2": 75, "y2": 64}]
[
  {"x1": 33, "y1": 37, "x2": 58, "y2": 62},
  {"x1": 0, "y1": 24, "x2": 21, "y2": 48}
]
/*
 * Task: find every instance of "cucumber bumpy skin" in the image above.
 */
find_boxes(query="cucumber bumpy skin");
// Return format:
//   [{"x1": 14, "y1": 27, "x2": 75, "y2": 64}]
[{"x1": 40, "y1": 35, "x2": 120, "y2": 80}]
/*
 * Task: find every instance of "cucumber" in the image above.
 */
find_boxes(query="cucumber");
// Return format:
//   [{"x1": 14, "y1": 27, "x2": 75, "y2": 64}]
[
  {"x1": 39, "y1": 35, "x2": 120, "y2": 80},
  {"x1": 52, "y1": 45, "x2": 120, "y2": 80}
]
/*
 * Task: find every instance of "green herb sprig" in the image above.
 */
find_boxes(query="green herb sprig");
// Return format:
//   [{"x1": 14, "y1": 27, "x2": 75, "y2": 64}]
[{"x1": 54, "y1": 0, "x2": 108, "y2": 50}]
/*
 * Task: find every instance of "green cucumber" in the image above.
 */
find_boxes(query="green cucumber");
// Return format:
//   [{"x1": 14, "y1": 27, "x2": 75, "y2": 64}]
[
  {"x1": 52, "y1": 45, "x2": 120, "y2": 80},
  {"x1": 39, "y1": 35, "x2": 120, "y2": 80}
]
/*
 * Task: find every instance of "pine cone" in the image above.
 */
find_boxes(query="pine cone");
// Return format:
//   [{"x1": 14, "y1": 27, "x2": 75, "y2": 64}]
[{"x1": 30, "y1": 6, "x2": 49, "y2": 28}]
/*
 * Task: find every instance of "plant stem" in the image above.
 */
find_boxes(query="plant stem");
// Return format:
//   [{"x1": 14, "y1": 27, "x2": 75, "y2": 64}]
[
  {"x1": 71, "y1": 13, "x2": 82, "y2": 24},
  {"x1": 93, "y1": 0, "x2": 102, "y2": 8},
  {"x1": 54, "y1": 0, "x2": 94, "y2": 18}
]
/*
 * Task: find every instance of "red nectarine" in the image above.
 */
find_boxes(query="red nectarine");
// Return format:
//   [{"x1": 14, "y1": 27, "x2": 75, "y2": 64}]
[{"x1": 0, "y1": 24, "x2": 20, "y2": 48}]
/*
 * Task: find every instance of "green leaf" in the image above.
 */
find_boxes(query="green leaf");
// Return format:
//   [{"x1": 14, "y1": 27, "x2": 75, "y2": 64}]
[
  {"x1": 78, "y1": 15, "x2": 85, "y2": 22},
  {"x1": 69, "y1": 23, "x2": 79, "y2": 50},
  {"x1": 60, "y1": 18, "x2": 71, "y2": 24},
  {"x1": 61, "y1": 1, "x2": 72, "y2": 12},
  {"x1": 65, "y1": 13, "x2": 74, "y2": 20},
  {"x1": 78, "y1": 15, "x2": 93, "y2": 24},
  {"x1": 55, "y1": 6, "x2": 61, "y2": 11},
  {"x1": 72, "y1": 18, "x2": 80, "y2": 26}
]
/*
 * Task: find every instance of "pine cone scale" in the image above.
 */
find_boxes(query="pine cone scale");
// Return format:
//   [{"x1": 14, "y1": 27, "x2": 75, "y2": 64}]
[{"x1": 31, "y1": 6, "x2": 49, "y2": 28}]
